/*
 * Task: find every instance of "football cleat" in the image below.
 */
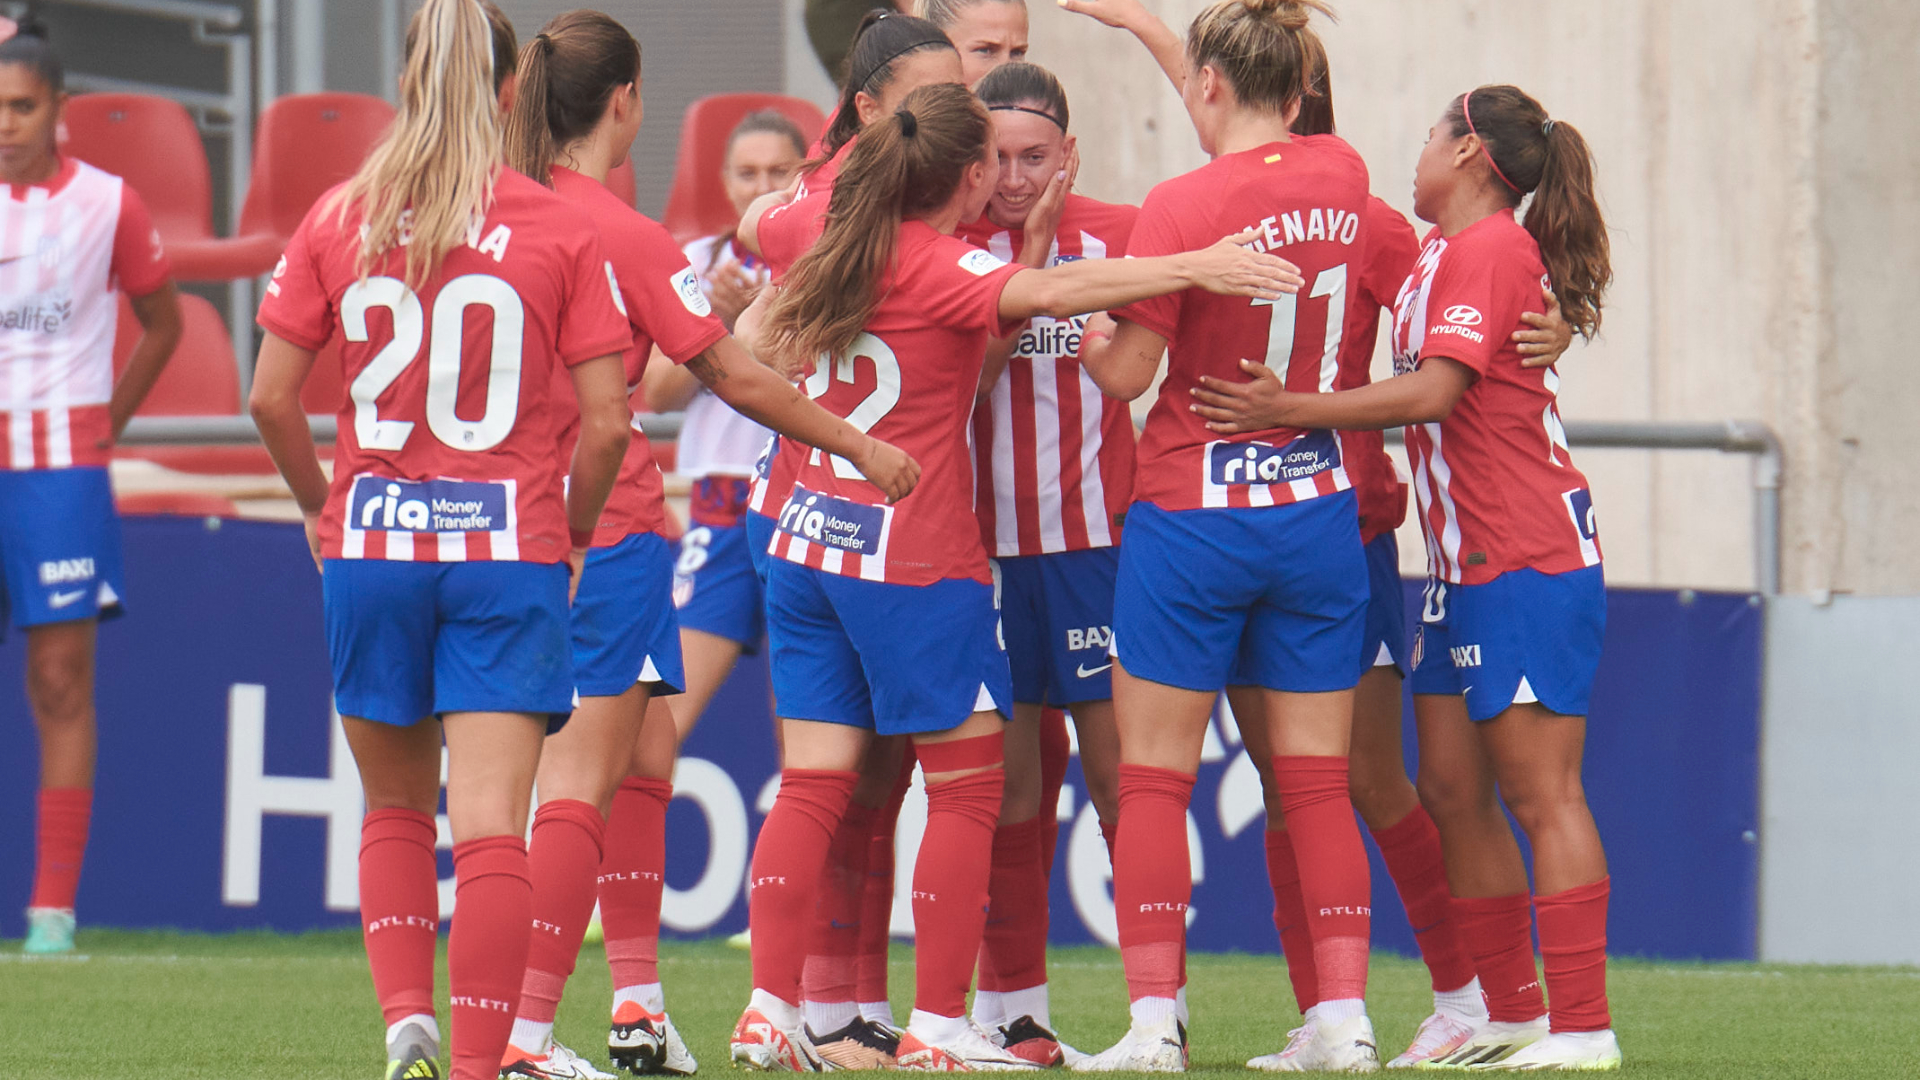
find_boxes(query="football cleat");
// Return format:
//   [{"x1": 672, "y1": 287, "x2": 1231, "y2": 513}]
[
  {"x1": 1387, "y1": 1013, "x2": 1480, "y2": 1069},
  {"x1": 502, "y1": 1040, "x2": 618, "y2": 1080},
  {"x1": 1466, "y1": 1030, "x2": 1619, "y2": 1072},
  {"x1": 808, "y1": 1017, "x2": 902, "y2": 1070},
  {"x1": 993, "y1": 1016, "x2": 1067, "y2": 1068},
  {"x1": 896, "y1": 1020, "x2": 1045, "y2": 1071},
  {"x1": 23, "y1": 907, "x2": 75, "y2": 955},
  {"x1": 729, "y1": 1008, "x2": 821, "y2": 1072},
  {"x1": 1246, "y1": 1015, "x2": 1378, "y2": 1072},
  {"x1": 1070, "y1": 1016, "x2": 1187, "y2": 1074},
  {"x1": 1416, "y1": 1018, "x2": 1547, "y2": 1070},
  {"x1": 611, "y1": 1002, "x2": 698, "y2": 1075},
  {"x1": 386, "y1": 1020, "x2": 442, "y2": 1080}
]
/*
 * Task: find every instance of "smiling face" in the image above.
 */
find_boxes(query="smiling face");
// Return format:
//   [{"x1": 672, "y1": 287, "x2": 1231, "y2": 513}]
[
  {"x1": 723, "y1": 130, "x2": 804, "y2": 217},
  {"x1": 945, "y1": 0, "x2": 1029, "y2": 88},
  {"x1": 985, "y1": 106, "x2": 1065, "y2": 230},
  {"x1": 0, "y1": 63, "x2": 60, "y2": 185}
]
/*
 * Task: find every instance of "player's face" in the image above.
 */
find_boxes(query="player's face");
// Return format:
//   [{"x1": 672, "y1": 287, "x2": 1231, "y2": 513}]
[
  {"x1": 723, "y1": 131, "x2": 804, "y2": 216},
  {"x1": 986, "y1": 108, "x2": 1065, "y2": 231},
  {"x1": 946, "y1": 0, "x2": 1030, "y2": 89},
  {"x1": 1412, "y1": 108, "x2": 1465, "y2": 224},
  {"x1": 0, "y1": 65, "x2": 59, "y2": 184},
  {"x1": 609, "y1": 78, "x2": 644, "y2": 160}
]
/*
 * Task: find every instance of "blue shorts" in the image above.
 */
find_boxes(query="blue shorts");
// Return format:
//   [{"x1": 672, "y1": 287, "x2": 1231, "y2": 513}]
[
  {"x1": 766, "y1": 560, "x2": 1012, "y2": 736},
  {"x1": 1359, "y1": 532, "x2": 1410, "y2": 678},
  {"x1": 745, "y1": 510, "x2": 775, "y2": 586},
  {"x1": 1408, "y1": 566, "x2": 1607, "y2": 722},
  {"x1": 673, "y1": 522, "x2": 765, "y2": 652},
  {"x1": 1114, "y1": 494, "x2": 1367, "y2": 694},
  {"x1": 0, "y1": 468, "x2": 126, "y2": 633},
  {"x1": 997, "y1": 547, "x2": 1119, "y2": 706},
  {"x1": 573, "y1": 533, "x2": 684, "y2": 698},
  {"x1": 323, "y1": 559, "x2": 575, "y2": 729}
]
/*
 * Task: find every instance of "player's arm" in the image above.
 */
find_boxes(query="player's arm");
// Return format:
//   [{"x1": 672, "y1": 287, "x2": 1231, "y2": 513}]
[
  {"x1": 107, "y1": 282, "x2": 183, "y2": 440},
  {"x1": 640, "y1": 344, "x2": 701, "y2": 412},
  {"x1": 1189, "y1": 354, "x2": 1476, "y2": 433},
  {"x1": 684, "y1": 336, "x2": 920, "y2": 503},
  {"x1": 999, "y1": 228, "x2": 1300, "y2": 322},
  {"x1": 1058, "y1": 0, "x2": 1187, "y2": 91},
  {"x1": 1077, "y1": 313, "x2": 1166, "y2": 402},
  {"x1": 249, "y1": 332, "x2": 330, "y2": 568},
  {"x1": 566, "y1": 351, "x2": 633, "y2": 547}
]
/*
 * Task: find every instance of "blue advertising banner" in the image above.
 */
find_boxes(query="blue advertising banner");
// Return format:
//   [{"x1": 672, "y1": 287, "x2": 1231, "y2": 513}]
[{"x1": 0, "y1": 519, "x2": 1762, "y2": 960}]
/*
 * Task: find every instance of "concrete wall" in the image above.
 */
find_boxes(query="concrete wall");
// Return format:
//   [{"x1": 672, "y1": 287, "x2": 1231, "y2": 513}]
[{"x1": 1025, "y1": 0, "x2": 1920, "y2": 595}]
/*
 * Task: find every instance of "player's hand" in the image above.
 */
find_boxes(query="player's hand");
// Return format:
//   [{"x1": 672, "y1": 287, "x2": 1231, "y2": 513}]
[
  {"x1": 1190, "y1": 358, "x2": 1293, "y2": 433},
  {"x1": 567, "y1": 547, "x2": 587, "y2": 604},
  {"x1": 1516, "y1": 285, "x2": 1575, "y2": 368},
  {"x1": 708, "y1": 259, "x2": 762, "y2": 329},
  {"x1": 1020, "y1": 141, "x2": 1080, "y2": 264},
  {"x1": 1056, "y1": 0, "x2": 1150, "y2": 29},
  {"x1": 853, "y1": 437, "x2": 921, "y2": 504},
  {"x1": 303, "y1": 511, "x2": 323, "y2": 574},
  {"x1": 1187, "y1": 229, "x2": 1304, "y2": 301}
]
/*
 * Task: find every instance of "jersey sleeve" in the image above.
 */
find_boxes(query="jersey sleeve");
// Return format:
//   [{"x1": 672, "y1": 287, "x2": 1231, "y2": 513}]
[
  {"x1": 1416, "y1": 234, "x2": 1525, "y2": 379},
  {"x1": 556, "y1": 229, "x2": 636, "y2": 368},
  {"x1": 110, "y1": 184, "x2": 170, "y2": 298},
  {"x1": 256, "y1": 211, "x2": 335, "y2": 351},
  {"x1": 921, "y1": 238, "x2": 1025, "y2": 339},
  {"x1": 1110, "y1": 185, "x2": 1186, "y2": 339},
  {"x1": 1358, "y1": 199, "x2": 1419, "y2": 312},
  {"x1": 623, "y1": 219, "x2": 729, "y2": 365}
]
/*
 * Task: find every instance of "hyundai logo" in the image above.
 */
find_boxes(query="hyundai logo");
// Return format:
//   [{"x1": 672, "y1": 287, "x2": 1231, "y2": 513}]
[{"x1": 1443, "y1": 305, "x2": 1484, "y2": 326}]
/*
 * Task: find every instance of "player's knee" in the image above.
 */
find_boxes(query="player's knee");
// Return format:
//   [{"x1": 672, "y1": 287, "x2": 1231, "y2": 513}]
[
  {"x1": 1499, "y1": 776, "x2": 1589, "y2": 838},
  {"x1": 1416, "y1": 767, "x2": 1490, "y2": 824},
  {"x1": 27, "y1": 651, "x2": 92, "y2": 726},
  {"x1": 1347, "y1": 762, "x2": 1413, "y2": 821}
]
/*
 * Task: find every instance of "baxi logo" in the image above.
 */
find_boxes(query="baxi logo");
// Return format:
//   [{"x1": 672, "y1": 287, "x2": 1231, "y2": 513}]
[
  {"x1": 1207, "y1": 430, "x2": 1342, "y2": 487},
  {"x1": 1443, "y1": 304, "x2": 1483, "y2": 326},
  {"x1": 347, "y1": 476, "x2": 510, "y2": 533}
]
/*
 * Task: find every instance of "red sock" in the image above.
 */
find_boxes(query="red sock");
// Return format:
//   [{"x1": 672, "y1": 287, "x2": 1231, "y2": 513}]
[
  {"x1": 1453, "y1": 892, "x2": 1544, "y2": 1022},
  {"x1": 750, "y1": 769, "x2": 857, "y2": 1006},
  {"x1": 601, "y1": 777, "x2": 672, "y2": 991},
  {"x1": 30, "y1": 787, "x2": 91, "y2": 910},
  {"x1": 804, "y1": 801, "x2": 878, "y2": 1008},
  {"x1": 979, "y1": 816, "x2": 1047, "y2": 995},
  {"x1": 519, "y1": 800, "x2": 605, "y2": 1025},
  {"x1": 1272, "y1": 756, "x2": 1370, "y2": 1003},
  {"x1": 856, "y1": 756, "x2": 914, "y2": 1004},
  {"x1": 1372, "y1": 806, "x2": 1477, "y2": 993},
  {"x1": 359, "y1": 809, "x2": 440, "y2": 1025},
  {"x1": 449, "y1": 836, "x2": 532, "y2": 1080},
  {"x1": 1037, "y1": 707, "x2": 1071, "y2": 872},
  {"x1": 1113, "y1": 764, "x2": 1195, "y2": 1002},
  {"x1": 910, "y1": 735, "x2": 1005, "y2": 1018},
  {"x1": 1263, "y1": 828, "x2": 1318, "y2": 1014},
  {"x1": 1535, "y1": 877, "x2": 1611, "y2": 1032}
]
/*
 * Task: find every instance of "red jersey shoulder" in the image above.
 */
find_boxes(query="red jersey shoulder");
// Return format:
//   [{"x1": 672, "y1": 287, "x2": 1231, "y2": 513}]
[
  {"x1": 759, "y1": 192, "x2": 829, "y2": 277},
  {"x1": 1420, "y1": 212, "x2": 1545, "y2": 373},
  {"x1": 894, "y1": 226, "x2": 1022, "y2": 336},
  {"x1": 553, "y1": 168, "x2": 726, "y2": 363},
  {"x1": 1358, "y1": 197, "x2": 1418, "y2": 308},
  {"x1": 1064, "y1": 195, "x2": 1140, "y2": 250}
]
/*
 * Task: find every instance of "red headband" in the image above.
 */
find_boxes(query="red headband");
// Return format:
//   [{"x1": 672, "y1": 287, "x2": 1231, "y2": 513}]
[{"x1": 1463, "y1": 89, "x2": 1522, "y2": 195}]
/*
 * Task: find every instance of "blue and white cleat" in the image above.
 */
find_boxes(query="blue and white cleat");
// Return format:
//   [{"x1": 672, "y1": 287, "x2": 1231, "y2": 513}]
[{"x1": 23, "y1": 907, "x2": 75, "y2": 955}]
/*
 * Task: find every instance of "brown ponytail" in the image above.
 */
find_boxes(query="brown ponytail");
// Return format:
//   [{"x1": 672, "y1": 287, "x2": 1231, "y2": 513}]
[
  {"x1": 815, "y1": 10, "x2": 955, "y2": 165},
  {"x1": 503, "y1": 11, "x2": 641, "y2": 184},
  {"x1": 1290, "y1": 27, "x2": 1336, "y2": 136},
  {"x1": 1445, "y1": 85, "x2": 1612, "y2": 338},
  {"x1": 1186, "y1": 0, "x2": 1334, "y2": 115},
  {"x1": 762, "y1": 82, "x2": 989, "y2": 376}
]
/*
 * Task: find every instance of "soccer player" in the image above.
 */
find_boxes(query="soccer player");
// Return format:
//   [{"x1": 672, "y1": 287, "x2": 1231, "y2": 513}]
[
  {"x1": 1189, "y1": 85, "x2": 1621, "y2": 1072},
  {"x1": 796, "y1": 10, "x2": 960, "y2": 197},
  {"x1": 643, "y1": 111, "x2": 808, "y2": 749},
  {"x1": 250, "y1": 4, "x2": 632, "y2": 1079},
  {"x1": 961, "y1": 60, "x2": 1133, "y2": 1065},
  {"x1": 0, "y1": 21, "x2": 181, "y2": 957},
  {"x1": 497, "y1": 14, "x2": 918, "y2": 1079},
  {"x1": 911, "y1": 0, "x2": 1029, "y2": 86},
  {"x1": 729, "y1": 81, "x2": 1300, "y2": 1072},
  {"x1": 1070, "y1": 0, "x2": 1379, "y2": 1070}
]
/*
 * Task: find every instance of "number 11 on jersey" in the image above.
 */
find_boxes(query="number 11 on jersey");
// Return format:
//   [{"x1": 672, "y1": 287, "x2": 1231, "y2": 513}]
[{"x1": 1251, "y1": 263, "x2": 1347, "y2": 393}]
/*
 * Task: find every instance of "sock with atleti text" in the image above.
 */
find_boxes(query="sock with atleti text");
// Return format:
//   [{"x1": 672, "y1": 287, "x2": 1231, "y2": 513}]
[
  {"x1": 1272, "y1": 756, "x2": 1371, "y2": 1007},
  {"x1": 910, "y1": 734, "x2": 1006, "y2": 1019},
  {"x1": 448, "y1": 836, "x2": 532, "y2": 1080},
  {"x1": 601, "y1": 777, "x2": 672, "y2": 1004},
  {"x1": 750, "y1": 769, "x2": 858, "y2": 1009},
  {"x1": 977, "y1": 816, "x2": 1048, "y2": 1006},
  {"x1": 1535, "y1": 877, "x2": 1611, "y2": 1033},
  {"x1": 30, "y1": 787, "x2": 92, "y2": 910},
  {"x1": 856, "y1": 753, "x2": 915, "y2": 1016},
  {"x1": 1372, "y1": 806, "x2": 1478, "y2": 995},
  {"x1": 1263, "y1": 828, "x2": 1319, "y2": 1015},
  {"x1": 359, "y1": 809, "x2": 440, "y2": 1027},
  {"x1": 1114, "y1": 764, "x2": 1196, "y2": 1004},
  {"x1": 1452, "y1": 892, "x2": 1545, "y2": 1023},
  {"x1": 513, "y1": 799, "x2": 606, "y2": 1051},
  {"x1": 802, "y1": 800, "x2": 878, "y2": 1033},
  {"x1": 1037, "y1": 708, "x2": 1071, "y2": 872}
]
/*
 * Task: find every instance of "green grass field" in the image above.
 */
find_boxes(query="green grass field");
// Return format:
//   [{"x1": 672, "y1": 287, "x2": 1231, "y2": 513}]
[{"x1": 1, "y1": 931, "x2": 1915, "y2": 1079}]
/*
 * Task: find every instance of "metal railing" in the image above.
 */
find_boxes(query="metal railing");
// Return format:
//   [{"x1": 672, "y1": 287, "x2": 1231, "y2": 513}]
[{"x1": 120, "y1": 415, "x2": 1783, "y2": 593}]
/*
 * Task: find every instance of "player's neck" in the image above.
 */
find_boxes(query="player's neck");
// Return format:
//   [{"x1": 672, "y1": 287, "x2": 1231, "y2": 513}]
[
  {"x1": 1209, "y1": 112, "x2": 1292, "y2": 159},
  {"x1": 554, "y1": 131, "x2": 618, "y2": 184},
  {"x1": 0, "y1": 146, "x2": 58, "y2": 188},
  {"x1": 1436, "y1": 186, "x2": 1512, "y2": 239}
]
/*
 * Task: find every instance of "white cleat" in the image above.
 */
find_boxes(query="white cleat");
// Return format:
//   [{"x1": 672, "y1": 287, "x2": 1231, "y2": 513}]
[
  {"x1": 896, "y1": 1020, "x2": 1045, "y2": 1071},
  {"x1": 502, "y1": 1040, "x2": 619, "y2": 1079},
  {"x1": 1247, "y1": 1015, "x2": 1378, "y2": 1073},
  {"x1": 1466, "y1": 1030, "x2": 1619, "y2": 1072},
  {"x1": 1070, "y1": 1016, "x2": 1188, "y2": 1073},
  {"x1": 1386, "y1": 1014, "x2": 1481, "y2": 1069},
  {"x1": 1416, "y1": 1018, "x2": 1547, "y2": 1070},
  {"x1": 729, "y1": 1008, "x2": 821, "y2": 1072},
  {"x1": 657, "y1": 1016, "x2": 699, "y2": 1076}
]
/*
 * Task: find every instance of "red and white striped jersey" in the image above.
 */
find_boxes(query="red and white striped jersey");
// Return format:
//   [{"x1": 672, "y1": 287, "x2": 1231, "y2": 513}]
[
  {"x1": 960, "y1": 195, "x2": 1138, "y2": 556},
  {"x1": 0, "y1": 157, "x2": 169, "y2": 470},
  {"x1": 259, "y1": 169, "x2": 630, "y2": 563},
  {"x1": 1116, "y1": 135, "x2": 1371, "y2": 512},
  {"x1": 1392, "y1": 210, "x2": 1602, "y2": 585},
  {"x1": 1340, "y1": 196, "x2": 1420, "y2": 544}
]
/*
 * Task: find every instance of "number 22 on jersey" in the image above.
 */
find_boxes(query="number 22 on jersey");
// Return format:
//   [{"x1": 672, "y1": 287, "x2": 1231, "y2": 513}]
[
  {"x1": 343, "y1": 273, "x2": 526, "y2": 454},
  {"x1": 803, "y1": 331, "x2": 900, "y2": 480},
  {"x1": 1252, "y1": 263, "x2": 1347, "y2": 392}
]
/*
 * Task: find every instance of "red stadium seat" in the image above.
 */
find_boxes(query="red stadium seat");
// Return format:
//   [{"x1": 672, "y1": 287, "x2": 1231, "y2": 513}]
[
  {"x1": 660, "y1": 94, "x2": 826, "y2": 244},
  {"x1": 236, "y1": 93, "x2": 396, "y2": 252},
  {"x1": 112, "y1": 292, "x2": 281, "y2": 474},
  {"x1": 607, "y1": 160, "x2": 636, "y2": 207}
]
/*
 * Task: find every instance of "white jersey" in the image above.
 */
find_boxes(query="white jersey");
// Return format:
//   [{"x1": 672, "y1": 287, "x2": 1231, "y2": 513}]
[
  {"x1": 0, "y1": 157, "x2": 169, "y2": 469},
  {"x1": 674, "y1": 234, "x2": 770, "y2": 479}
]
